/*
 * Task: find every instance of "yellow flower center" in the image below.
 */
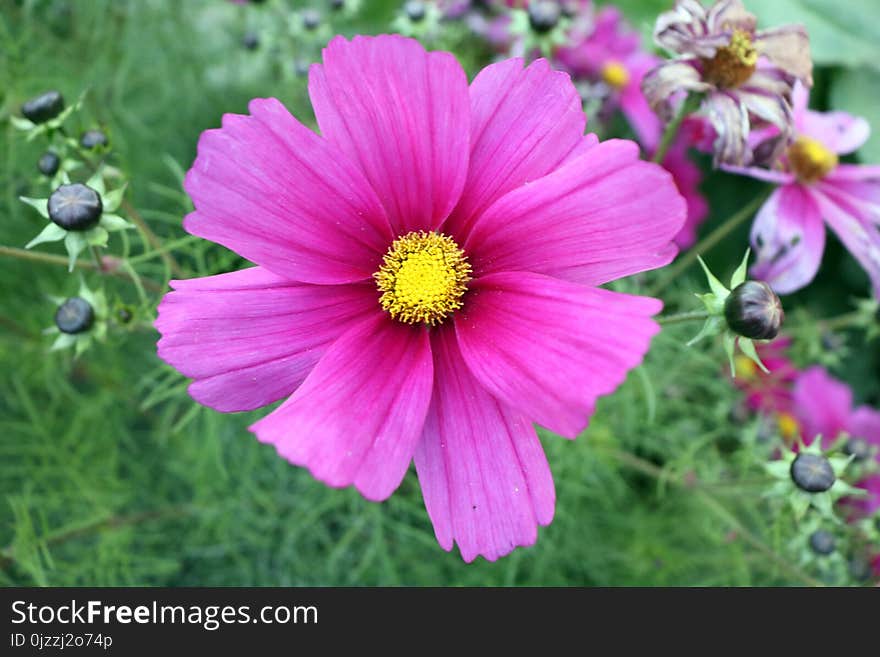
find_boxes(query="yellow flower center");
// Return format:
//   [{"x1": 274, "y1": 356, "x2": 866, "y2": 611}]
[
  {"x1": 734, "y1": 354, "x2": 758, "y2": 380},
  {"x1": 788, "y1": 136, "x2": 838, "y2": 184},
  {"x1": 374, "y1": 231, "x2": 471, "y2": 326},
  {"x1": 601, "y1": 61, "x2": 630, "y2": 89},
  {"x1": 777, "y1": 412, "x2": 800, "y2": 442},
  {"x1": 702, "y1": 29, "x2": 758, "y2": 89}
]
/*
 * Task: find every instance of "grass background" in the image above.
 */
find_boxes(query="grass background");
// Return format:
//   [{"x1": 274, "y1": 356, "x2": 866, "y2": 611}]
[{"x1": 1, "y1": 0, "x2": 878, "y2": 586}]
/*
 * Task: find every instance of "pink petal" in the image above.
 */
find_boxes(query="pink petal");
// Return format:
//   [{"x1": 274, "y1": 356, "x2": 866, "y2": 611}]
[
  {"x1": 619, "y1": 53, "x2": 664, "y2": 151},
  {"x1": 183, "y1": 98, "x2": 392, "y2": 285},
  {"x1": 826, "y1": 164, "x2": 880, "y2": 182},
  {"x1": 308, "y1": 35, "x2": 469, "y2": 236},
  {"x1": 414, "y1": 325, "x2": 555, "y2": 563},
  {"x1": 662, "y1": 144, "x2": 709, "y2": 249},
  {"x1": 455, "y1": 271, "x2": 661, "y2": 438},
  {"x1": 793, "y1": 366, "x2": 853, "y2": 447},
  {"x1": 850, "y1": 407, "x2": 880, "y2": 449},
  {"x1": 155, "y1": 267, "x2": 378, "y2": 412},
  {"x1": 812, "y1": 186, "x2": 880, "y2": 295},
  {"x1": 749, "y1": 185, "x2": 826, "y2": 295},
  {"x1": 250, "y1": 314, "x2": 433, "y2": 502},
  {"x1": 443, "y1": 57, "x2": 586, "y2": 240},
  {"x1": 799, "y1": 109, "x2": 870, "y2": 156},
  {"x1": 465, "y1": 139, "x2": 685, "y2": 286}
]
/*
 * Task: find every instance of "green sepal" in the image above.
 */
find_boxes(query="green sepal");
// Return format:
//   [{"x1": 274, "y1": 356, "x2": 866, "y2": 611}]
[
  {"x1": 20, "y1": 196, "x2": 50, "y2": 219},
  {"x1": 10, "y1": 116, "x2": 36, "y2": 131},
  {"x1": 74, "y1": 335, "x2": 92, "y2": 359},
  {"x1": 697, "y1": 255, "x2": 730, "y2": 300},
  {"x1": 723, "y1": 332, "x2": 737, "y2": 376},
  {"x1": 64, "y1": 232, "x2": 88, "y2": 271},
  {"x1": 687, "y1": 315, "x2": 721, "y2": 347},
  {"x1": 86, "y1": 226, "x2": 109, "y2": 247},
  {"x1": 51, "y1": 333, "x2": 77, "y2": 351},
  {"x1": 730, "y1": 249, "x2": 751, "y2": 288},
  {"x1": 99, "y1": 213, "x2": 133, "y2": 232},
  {"x1": 101, "y1": 184, "x2": 127, "y2": 213},
  {"x1": 25, "y1": 223, "x2": 66, "y2": 249},
  {"x1": 738, "y1": 338, "x2": 769, "y2": 374},
  {"x1": 86, "y1": 170, "x2": 106, "y2": 196}
]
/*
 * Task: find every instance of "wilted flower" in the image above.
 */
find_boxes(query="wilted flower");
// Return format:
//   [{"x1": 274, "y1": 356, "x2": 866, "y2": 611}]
[
  {"x1": 156, "y1": 35, "x2": 686, "y2": 562},
  {"x1": 727, "y1": 83, "x2": 880, "y2": 298},
  {"x1": 643, "y1": 0, "x2": 812, "y2": 166}
]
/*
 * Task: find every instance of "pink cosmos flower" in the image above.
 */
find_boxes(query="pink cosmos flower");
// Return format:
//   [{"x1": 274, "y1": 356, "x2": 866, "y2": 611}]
[
  {"x1": 155, "y1": 35, "x2": 685, "y2": 562},
  {"x1": 729, "y1": 83, "x2": 880, "y2": 297},
  {"x1": 792, "y1": 366, "x2": 880, "y2": 515},
  {"x1": 733, "y1": 335, "x2": 797, "y2": 416}
]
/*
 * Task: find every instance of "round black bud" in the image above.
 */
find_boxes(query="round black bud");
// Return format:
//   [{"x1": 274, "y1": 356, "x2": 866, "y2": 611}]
[
  {"x1": 117, "y1": 307, "x2": 133, "y2": 324},
  {"x1": 301, "y1": 9, "x2": 321, "y2": 30},
  {"x1": 808, "y1": 530, "x2": 835, "y2": 556},
  {"x1": 47, "y1": 183, "x2": 103, "y2": 231},
  {"x1": 55, "y1": 297, "x2": 94, "y2": 334},
  {"x1": 330, "y1": 0, "x2": 345, "y2": 10},
  {"x1": 844, "y1": 436, "x2": 872, "y2": 461},
  {"x1": 404, "y1": 1, "x2": 426, "y2": 21},
  {"x1": 790, "y1": 453, "x2": 836, "y2": 493},
  {"x1": 848, "y1": 557, "x2": 872, "y2": 582},
  {"x1": 528, "y1": 1, "x2": 561, "y2": 33},
  {"x1": 38, "y1": 151, "x2": 61, "y2": 177},
  {"x1": 242, "y1": 31, "x2": 259, "y2": 50},
  {"x1": 724, "y1": 280, "x2": 783, "y2": 340},
  {"x1": 80, "y1": 129, "x2": 109, "y2": 150},
  {"x1": 21, "y1": 90, "x2": 65, "y2": 124}
]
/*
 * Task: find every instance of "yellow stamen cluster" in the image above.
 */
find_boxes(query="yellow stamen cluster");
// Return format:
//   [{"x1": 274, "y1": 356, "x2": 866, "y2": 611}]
[
  {"x1": 702, "y1": 29, "x2": 758, "y2": 88},
  {"x1": 601, "y1": 61, "x2": 630, "y2": 89},
  {"x1": 788, "y1": 136, "x2": 838, "y2": 184},
  {"x1": 734, "y1": 354, "x2": 758, "y2": 380},
  {"x1": 777, "y1": 412, "x2": 800, "y2": 442},
  {"x1": 374, "y1": 231, "x2": 471, "y2": 326}
]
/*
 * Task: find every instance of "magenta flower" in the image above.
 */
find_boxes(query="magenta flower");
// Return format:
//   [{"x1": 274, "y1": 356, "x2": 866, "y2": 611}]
[
  {"x1": 643, "y1": 0, "x2": 811, "y2": 166},
  {"x1": 729, "y1": 83, "x2": 880, "y2": 296},
  {"x1": 155, "y1": 35, "x2": 685, "y2": 562}
]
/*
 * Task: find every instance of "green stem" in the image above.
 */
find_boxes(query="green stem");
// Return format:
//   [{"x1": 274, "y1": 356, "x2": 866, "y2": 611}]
[
  {"x1": 0, "y1": 506, "x2": 193, "y2": 571},
  {"x1": 657, "y1": 310, "x2": 711, "y2": 325},
  {"x1": 652, "y1": 94, "x2": 701, "y2": 164},
  {"x1": 0, "y1": 245, "x2": 162, "y2": 292},
  {"x1": 648, "y1": 189, "x2": 771, "y2": 297},
  {"x1": 822, "y1": 311, "x2": 864, "y2": 332}
]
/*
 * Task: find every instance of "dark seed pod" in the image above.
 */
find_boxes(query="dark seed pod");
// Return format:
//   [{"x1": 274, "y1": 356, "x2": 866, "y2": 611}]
[
  {"x1": 80, "y1": 129, "x2": 109, "y2": 150},
  {"x1": 242, "y1": 31, "x2": 259, "y2": 50},
  {"x1": 790, "y1": 453, "x2": 836, "y2": 493},
  {"x1": 47, "y1": 183, "x2": 103, "y2": 231},
  {"x1": 21, "y1": 90, "x2": 65, "y2": 124},
  {"x1": 848, "y1": 557, "x2": 872, "y2": 582},
  {"x1": 55, "y1": 297, "x2": 95, "y2": 334},
  {"x1": 808, "y1": 530, "x2": 835, "y2": 556},
  {"x1": 404, "y1": 0, "x2": 426, "y2": 21},
  {"x1": 38, "y1": 151, "x2": 61, "y2": 177},
  {"x1": 528, "y1": 1, "x2": 561, "y2": 33},
  {"x1": 724, "y1": 280, "x2": 784, "y2": 340},
  {"x1": 329, "y1": 0, "x2": 345, "y2": 10},
  {"x1": 844, "y1": 436, "x2": 872, "y2": 461},
  {"x1": 301, "y1": 8, "x2": 321, "y2": 30}
]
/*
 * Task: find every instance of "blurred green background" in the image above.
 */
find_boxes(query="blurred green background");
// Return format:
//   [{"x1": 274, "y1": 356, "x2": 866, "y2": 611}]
[{"x1": 1, "y1": 0, "x2": 878, "y2": 586}]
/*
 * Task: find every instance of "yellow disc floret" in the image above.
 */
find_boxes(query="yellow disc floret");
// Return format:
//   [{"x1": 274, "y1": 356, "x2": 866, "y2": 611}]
[
  {"x1": 702, "y1": 29, "x2": 758, "y2": 89},
  {"x1": 601, "y1": 61, "x2": 630, "y2": 89},
  {"x1": 734, "y1": 354, "x2": 758, "y2": 380},
  {"x1": 788, "y1": 136, "x2": 838, "y2": 184},
  {"x1": 777, "y1": 412, "x2": 800, "y2": 442},
  {"x1": 374, "y1": 231, "x2": 471, "y2": 326}
]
